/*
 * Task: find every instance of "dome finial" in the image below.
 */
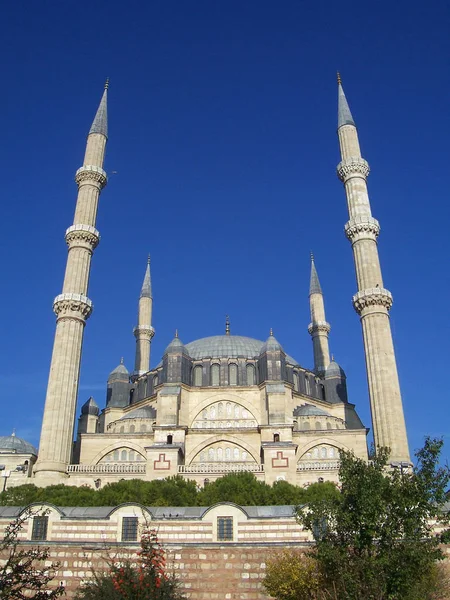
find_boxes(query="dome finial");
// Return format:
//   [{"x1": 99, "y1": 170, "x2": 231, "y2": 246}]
[
  {"x1": 331, "y1": 353, "x2": 335, "y2": 361},
  {"x1": 337, "y1": 71, "x2": 342, "y2": 85},
  {"x1": 269, "y1": 327, "x2": 273, "y2": 336},
  {"x1": 175, "y1": 329, "x2": 179, "y2": 338},
  {"x1": 120, "y1": 356, "x2": 124, "y2": 365},
  {"x1": 225, "y1": 315, "x2": 230, "y2": 335},
  {"x1": 11, "y1": 428, "x2": 16, "y2": 437}
]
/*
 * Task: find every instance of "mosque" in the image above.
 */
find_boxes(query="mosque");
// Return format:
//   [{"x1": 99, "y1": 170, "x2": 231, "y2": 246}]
[{"x1": 0, "y1": 77, "x2": 410, "y2": 490}]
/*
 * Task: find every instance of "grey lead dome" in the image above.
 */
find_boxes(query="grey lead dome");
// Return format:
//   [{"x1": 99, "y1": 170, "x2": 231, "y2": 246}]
[
  {"x1": 0, "y1": 435, "x2": 38, "y2": 455},
  {"x1": 184, "y1": 335, "x2": 298, "y2": 364}
]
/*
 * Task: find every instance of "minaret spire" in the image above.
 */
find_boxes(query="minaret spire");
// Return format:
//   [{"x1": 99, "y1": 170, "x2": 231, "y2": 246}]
[
  {"x1": 308, "y1": 253, "x2": 331, "y2": 375},
  {"x1": 133, "y1": 256, "x2": 155, "y2": 378},
  {"x1": 336, "y1": 76, "x2": 410, "y2": 463},
  {"x1": 35, "y1": 83, "x2": 109, "y2": 483}
]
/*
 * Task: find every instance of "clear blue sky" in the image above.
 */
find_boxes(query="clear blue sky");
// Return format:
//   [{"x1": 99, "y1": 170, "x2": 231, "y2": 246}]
[{"x1": 1, "y1": 1, "x2": 449, "y2": 464}]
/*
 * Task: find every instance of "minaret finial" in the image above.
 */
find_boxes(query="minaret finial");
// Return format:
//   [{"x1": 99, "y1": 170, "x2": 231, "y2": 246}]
[
  {"x1": 120, "y1": 356, "x2": 124, "y2": 365},
  {"x1": 104, "y1": 78, "x2": 109, "y2": 90},
  {"x1": 310, "y1": 251, "x2": 314, "y2": 262},
  {"x1": 11, "y1": 428, "x2": 16, "y2": 437},
  {"x1": 175, "y1": 329, "x2": 179, "y2": 338},
  {"x1": 337, "y1": 71, "x2": 342, "y2": 85},
  {"x1": 269, "y1": 327, "x2": 273, "y2": 336},
  {"x1": 147, "y1": 253, "x2": 151, "y2": 265},
  {"x1": 225, "y1": 315, "x2": 230, "y2": 335}
]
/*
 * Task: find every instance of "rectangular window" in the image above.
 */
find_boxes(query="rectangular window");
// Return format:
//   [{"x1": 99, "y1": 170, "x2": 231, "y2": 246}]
[
  {"x1": 122, "y1": 517, "x2": 139, "y2": 541},
  {"x1": 31, "y1": 516, "x2": 48, "y2": 541},
  {"x1": 217, "y1": 516, "x2": 233, "y2": 541}
]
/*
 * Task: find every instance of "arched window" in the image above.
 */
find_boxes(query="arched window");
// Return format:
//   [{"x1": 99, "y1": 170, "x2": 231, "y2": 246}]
[
  {"x1": 233, "y1": 448, "x2": 240, "y2": 461},
  {"x1": 293, "y1": 371, "x2": 299, "y2": 392},
  {"x1": 327, "y1": 422, "x2": 332, "y2": 430},
  {"x1": 129, "y1": 424, "x2": 135, "y2": 433},
  {"x1": 273, "y1": 433, "x2": 280, "y2": 442},
  {"x1": 113, "y1": 450, "x2": 119, "y2": 461},
  {"x1": 218, "y1": 402, "x2": 224, "y2": 417},
  {"x1": 140, "y1": 424, "x2": 146, "y2": 432},
  {"x1": 121, "y1": 449, "x2": 127, "y2": 461},
  {"x1": 225, "y1": 447, "x2": 231, "y2": 460},
  {"x1": 305, "y1": 375, "x2": 311, "y2": 396},
  {"x1": 320, "y1": 384, "x2": 326, "y2": 401},
  {"x1": 208, "y1": 447, "x2": 215, "y2": 461},
  {"x1": 229, "y1": 363, "x2": 238, "y2": 385},
  {"x1": 167, "y1": 434, "x2": 173, "y2": 444},
  {"x1": 321, "y1": 447, "x2": 327, "y2": 459},
  {"x1": 315, "y1": 421, "x2": 322, "y2": 430},
  {"x1": 246, "y1": 364, "x2": 255, "y2": 385},
  {"x1": 217, "y1": 448, "x2": 223, "y2": 461},
  {"x1": 303, "y1": 421, "x2": 310, "y2": 431},
  {"x1": 153, "y1": 375, "x2": 159, "y2": 388},
  {"x1": 129, "y1": 451, "x2": 135, "y2": 461},
  {"x1": 211, "y1": 364, "x2": 220, "y2": 386},
  {"x1": 119, "y1": 426, "x2": 124, "y2": 433},
  {"x1": 193, "y1": 365, "x2": 203, "y2": 386}
]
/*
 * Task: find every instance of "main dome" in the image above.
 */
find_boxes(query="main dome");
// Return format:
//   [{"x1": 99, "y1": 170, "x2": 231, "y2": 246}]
[{"x1": 184, "y1": 335, "x2": 298, "y2": 364}]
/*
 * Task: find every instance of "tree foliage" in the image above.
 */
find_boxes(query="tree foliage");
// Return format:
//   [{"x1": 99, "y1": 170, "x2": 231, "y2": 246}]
[
  {"x1": 0, "y1": 473, "x2": 338, "y2": 507},
  {"x1": 0, "y1": 509, "x2": 64, "y2": 599},
  {"x1": 74, "y1": 527, "x2": 184, "y2": 600},
  {"x1": 269, "y1": 437, "x2": 450, "y2": 600}
]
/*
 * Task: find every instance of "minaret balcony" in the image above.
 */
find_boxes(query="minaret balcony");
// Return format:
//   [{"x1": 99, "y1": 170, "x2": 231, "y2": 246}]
[
  {"x1": 337, "y1": 156, "x2": 370, "y2": 182},
  {"x1": 75, "y1": 165, "x2": 108, "y2": 189},
  {"x1": 345, "y1": 216, "x2": 380, "y2": 242},
  {"x1": 352, "y1": 288, "x2": 393, "y2": 315}
]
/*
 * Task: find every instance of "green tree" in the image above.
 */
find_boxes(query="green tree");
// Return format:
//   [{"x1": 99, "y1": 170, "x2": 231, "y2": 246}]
[
  {"x1": 0, "y1": 509, "x2": 65, "y2": 599},
  {"x1": 75, "y1": 527, "x2": 184, "y2": 600},
  {"x1": 197, "y1": 471, "x2": 273, "y2": 505},
  {"x1": 295, "y1": 437, "x2": 450, "y2": 600}
]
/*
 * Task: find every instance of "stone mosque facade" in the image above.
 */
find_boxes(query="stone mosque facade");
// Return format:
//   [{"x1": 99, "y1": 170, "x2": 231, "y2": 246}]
[{"x1": 0, "y1": 77, "x2": 411, "y2": 490}]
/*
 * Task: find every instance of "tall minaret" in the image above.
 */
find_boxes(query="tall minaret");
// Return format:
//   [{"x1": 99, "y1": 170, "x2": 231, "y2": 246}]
[
  {"x1": 34, "y1": 83, "x2": 109, "y2": 482},
  {"x1": 336, "y1": 74, "x2": 410, "y2": 463},
  {"x1": 308, "y1": 253, "x2": 331, "y2": 376},
  {"x1": 133, "y1": 256, "x2": 154, "y2": 377}
]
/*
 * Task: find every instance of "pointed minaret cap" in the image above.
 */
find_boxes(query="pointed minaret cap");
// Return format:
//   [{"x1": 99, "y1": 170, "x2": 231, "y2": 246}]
[
  {"x1": 337, "y1": 73, "x2": 355, "y2": 128},
  {"x1": 309, "y1": 252, "x2": 323, "y2": 295},
  {"x1": 89, "y1": 80, "x2": 108, "y2": 138},
  {"x1": 140, "y1": 256, "x2": 152, "y2": 298}
]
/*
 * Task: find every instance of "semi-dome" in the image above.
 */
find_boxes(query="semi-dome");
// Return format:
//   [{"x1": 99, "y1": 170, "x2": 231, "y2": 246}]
[
  {"x1": 0, "y1": 434, "x2": 38, "y2": 455},
  {"x1": 184, "y1": 335, "x2": 298, "y2": 364},
  {"x1": 294, "y1": 404, "x2": 331, "y2": 417},
  {"x1": 120, "y1": 406, "x2": 156, "y2": 420}
]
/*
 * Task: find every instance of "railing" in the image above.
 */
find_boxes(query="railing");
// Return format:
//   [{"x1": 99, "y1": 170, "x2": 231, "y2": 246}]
[
  {"x1": 179, "y1": 463, "x2": 264, "y2": 474},
  {"x1": 67, "y1": 463, "x2": 146, "y2": 474},
  {"x1": 297, "y1": 461, "x2": 340, "y2": 472}
]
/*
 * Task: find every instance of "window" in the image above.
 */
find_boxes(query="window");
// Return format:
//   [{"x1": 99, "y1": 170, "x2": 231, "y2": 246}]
[
  {"x1": 229, "y1": 364, "x2": 238, "y2": 385},
  {"x1": 153, "y1": 375, "x2": 159, "y2": 388},
  {"x1": 320, "y1": 384, "x2": 326, "y2": 401},
  {"x1": 293, "y1": 371, "x2": 299, "y2": 391},
  {"x1": 167, "y1": 435, "x2": 173, "y2": 444},
  {"x1": 246, "y1": 364, "x2": 255, "y2": 385},
  {"x1": 211, "y1": 364, "x2": 220, "y2": 386},
  {"x1": 129, "y1": 425, "x2": 135, "y2": 433},
  {"x1": 32, "y1": 516, "x2": 48, "y2": 541},
  {"x1": 217, "y1": 517, "x2": 233, "y2": 541},
  {"x1": 122, "y1": 517, "x2": 139, "y2": 542},
  {"x1": 273, "y1": 433, "x2": 280, "y2": 442},
  {"x1": 305, "y1": 375, "x2": 311, "y2": 396},
  {"x1": 193, "y1": 365, "x2": 203, "y2": 386}
]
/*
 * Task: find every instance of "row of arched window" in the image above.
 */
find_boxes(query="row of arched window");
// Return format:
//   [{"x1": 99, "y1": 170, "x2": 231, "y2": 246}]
[
  {"x1": 301, "y1": 445, "x2": 338, "y2": 460},
  {"x1": 196, "y1": 446, "x2": 251, "y2": 463},
  {"x1": 101, "y1": 448, "x2": 146, "y2": 462},
  {"x1": 193, "y1": 363, "x2": 256, "y2": 387},
  {"x1": 296, "y1": 420, "x2": 344, "y2": 431}
]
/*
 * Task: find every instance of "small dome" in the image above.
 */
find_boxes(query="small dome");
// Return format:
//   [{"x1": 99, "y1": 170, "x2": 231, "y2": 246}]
[
  {"x1": 294, "y1": 403, "x2": 331, "y2": 417},
  {"x1": 81, "y1": 397, "x2": 99, "y2": 416},
  {"x1": 120, "y1": 406, "x2": 156, "y2": 420},
  {"x1": 0, "y1": 434, "x2": 37, "y2": 455},
  {"x1": 108, "y1": 359, "x2": 129, "y2": 382},
  {"x1": 165, "y1": 333, "x2": 189, "y2": 355},
  {"x1": 260, "y1": 331, "x2": 284, "y2": 354},
  {"x1": 325, "y1": 360, "x2": 346, "y2": 379}
]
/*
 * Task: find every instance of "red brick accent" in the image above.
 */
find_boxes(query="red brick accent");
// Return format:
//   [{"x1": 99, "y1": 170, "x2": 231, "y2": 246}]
[
  {"x1": 154, "y1": 453, "x2": 171, "y2": 470},
  {"x1": 272, "y1": 451, "x2": 289, "y2": 468}
]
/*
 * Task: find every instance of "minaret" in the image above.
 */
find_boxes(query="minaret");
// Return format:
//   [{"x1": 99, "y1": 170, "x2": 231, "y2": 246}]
[
  {"x1": 308, "y1": 253, "x2": 331, "y2": 376},
  {"x1": 336, "y1": 74, "x2": 410, "y2": 463},
  {"x1": 133, "y1": 256, "x2": 154, "y2": 377},
  {"x1": 34, "y1": 83, "x2": 109, "y2": 482}
]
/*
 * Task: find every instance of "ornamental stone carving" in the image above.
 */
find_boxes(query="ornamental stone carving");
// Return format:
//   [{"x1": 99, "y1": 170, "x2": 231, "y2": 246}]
[
  {"x1": 133, "y1": 325, "x2": 155, "y2": 339},
  {"x1": 53, "y1": 293, "x2": 93, "y2": 322},
  {"x1": 352, "y1": 288, "x2": 393, "y2": 314},
  {"x1": 345, "y1": 216, "x2": 380, "y2": 242},
  {"x1": 65, "y1": 224, "x2": 100, "y2": 250},
  {"x1": 75, "y1": 165, "x2": 107, "y2": 189},
  {"x1": 308, "y1": 321, "x2": 331, "y2": 335},
  {"x1": 337, "y1": 157, "x2": 370, "y2": 182}
]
